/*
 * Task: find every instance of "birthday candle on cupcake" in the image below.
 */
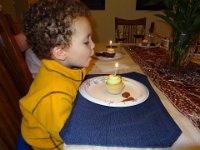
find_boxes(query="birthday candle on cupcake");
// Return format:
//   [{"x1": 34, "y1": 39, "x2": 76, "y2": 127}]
[{"x1": 114, "y1": 62, "x2": 118, "y2": 76}]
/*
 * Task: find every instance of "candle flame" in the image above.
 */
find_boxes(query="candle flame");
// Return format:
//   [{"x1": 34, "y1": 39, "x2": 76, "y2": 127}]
[
  {"x1": 115, "y1": 62, "x2": 118, "y2": 68},
  {"x1": 109, "y1": 40, "x2": 112, "y2": 44}
]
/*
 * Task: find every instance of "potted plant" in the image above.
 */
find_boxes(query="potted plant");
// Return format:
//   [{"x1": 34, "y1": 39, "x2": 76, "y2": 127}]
[{"x1": 147, "y1": 0, "x2": 200, "y2": 69}]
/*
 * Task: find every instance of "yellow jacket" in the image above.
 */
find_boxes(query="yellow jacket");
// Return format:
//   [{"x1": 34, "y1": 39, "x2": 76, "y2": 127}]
[{"x1": 19, "y1": 59, "x2": 86, "y2": 149}]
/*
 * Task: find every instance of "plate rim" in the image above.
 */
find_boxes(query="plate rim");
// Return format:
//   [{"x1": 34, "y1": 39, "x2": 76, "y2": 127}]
[
  {"x1": 137, "y1": 45, "x2": 159, "y2": 48},
  {"x1": 79, "y1": 76, "x2": 149, "y2": 107},
  {"x1": 94, "y1": 51, "x2": 124, "y2": 61}
]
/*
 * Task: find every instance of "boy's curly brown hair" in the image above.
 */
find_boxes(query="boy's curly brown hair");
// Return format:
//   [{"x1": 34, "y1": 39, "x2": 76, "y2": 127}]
[{"x1": 23, "y1": 0, "x2": 89, "y2": 59}]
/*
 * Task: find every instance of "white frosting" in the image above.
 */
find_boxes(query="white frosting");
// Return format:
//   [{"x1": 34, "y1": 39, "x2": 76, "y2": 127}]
[
  {"x1": 107, "y1": 75, "x2": 122, "y2": 84},
  {"x1": 107, "y1": 48, "x2": 115, "y2": 54},
  {"x1": 106, "y1": 75, "x2": 124, "y2": 94}
]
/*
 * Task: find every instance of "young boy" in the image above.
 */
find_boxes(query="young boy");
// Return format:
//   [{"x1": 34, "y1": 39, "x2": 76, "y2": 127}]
[{"x1": 19, "y1": 0, "x2": 95, "y2": 149}]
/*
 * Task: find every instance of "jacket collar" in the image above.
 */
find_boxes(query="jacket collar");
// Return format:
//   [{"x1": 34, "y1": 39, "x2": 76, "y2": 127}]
[{"x1": 42, "y1": 59, "x2": 86, "y2": 81}]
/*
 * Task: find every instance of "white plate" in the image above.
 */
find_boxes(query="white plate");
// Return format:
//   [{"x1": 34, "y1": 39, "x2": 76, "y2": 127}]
[
  {"x1": 79, "y1": 76, "x2": 149, "y2": 107},
  {"x1": 193, "y1": 53, "x2": 200, "y2": 56},
  {"x1": 94, "y1": 51, "x2": 124, "y2": 61}
]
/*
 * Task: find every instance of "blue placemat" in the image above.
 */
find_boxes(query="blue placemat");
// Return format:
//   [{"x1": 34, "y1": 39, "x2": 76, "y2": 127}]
[{"x1": 60, "y1": 72, "x2": 181, "y2": 148}]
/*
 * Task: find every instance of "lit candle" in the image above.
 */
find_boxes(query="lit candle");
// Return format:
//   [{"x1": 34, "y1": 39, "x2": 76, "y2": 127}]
[
  {"x1": 107, "y1": 40, "x2": 115, "y2": 54},
  {"x1": 114, "y1": 62, "x2": 119, "y2": 76},
  {"x1": 109, "y1": 40, "x2": 112, "y2": 47}
]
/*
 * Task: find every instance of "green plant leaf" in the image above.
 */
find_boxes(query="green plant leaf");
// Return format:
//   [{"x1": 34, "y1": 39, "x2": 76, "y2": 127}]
[
  {"x1": 155, "y1": 14, "x2": 179, "y2": 31},
  {"x1": 149, "y1": 0, "x2": 200, "y2": 68},
  {"x1": 163, "y1": 10, "x2": 175, "y2": 19}
]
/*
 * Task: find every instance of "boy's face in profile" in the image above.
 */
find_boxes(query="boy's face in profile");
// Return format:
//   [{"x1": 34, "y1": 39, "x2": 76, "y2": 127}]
[{"x1": 63, "y1": 16, "x2": 95, "y2": 68}]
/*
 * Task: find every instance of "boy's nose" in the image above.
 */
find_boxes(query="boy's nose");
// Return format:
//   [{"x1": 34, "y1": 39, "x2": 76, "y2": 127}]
[
  {"x1": 90, "y1": 47, "x2": 94, "y2": 56},
  {"x1": 91, "y1": 41, "x2": 95, "y2": 49}
]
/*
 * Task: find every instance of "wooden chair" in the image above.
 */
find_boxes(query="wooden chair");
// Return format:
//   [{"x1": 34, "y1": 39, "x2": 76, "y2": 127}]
[
  {"x1": 115, "y1": 17, "x2": 146, "y2": 43},
  {"x1": 0, "y1": 11, "x2": 32, "y2": 95},
  {"x1": 0, "y1": 11, "x2": 32, "y2": 149},
  {"x1": 4, "y1": 13, "x2": 20, "y2": 35}
]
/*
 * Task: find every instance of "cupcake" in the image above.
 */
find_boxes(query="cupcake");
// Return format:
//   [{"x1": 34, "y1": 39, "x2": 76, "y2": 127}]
[
  {"x1": 107, "y1": 40, "x2": 115, "y2": 54},
  {"x1": 142, "y1": 39, "x2": 148, "y2": 46},
  {"x1": 106, "y1": 74, "x2": 124, "y2": 94},
  {"x1": 107, "y1": 47, "x2": 115, "y2": 54}
]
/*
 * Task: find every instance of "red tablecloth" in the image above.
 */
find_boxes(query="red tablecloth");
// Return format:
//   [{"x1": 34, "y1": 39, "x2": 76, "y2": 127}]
[{"x1": 124, "y1": 46, "x2": 200, "y2": 129}]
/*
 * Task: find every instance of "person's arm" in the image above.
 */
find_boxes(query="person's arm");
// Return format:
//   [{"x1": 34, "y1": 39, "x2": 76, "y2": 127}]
[
  {"x1": 25, "y1": 48, "x2": 41, "y2": 78},
  {"x1": 14, "y1": 32, "x2": 30, "y2": 52}
]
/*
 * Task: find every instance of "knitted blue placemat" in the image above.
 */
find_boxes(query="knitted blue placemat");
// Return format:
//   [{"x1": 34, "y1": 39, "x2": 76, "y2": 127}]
[{"x1": 60, "y1": 72, "x2": 181, "y2": 148}]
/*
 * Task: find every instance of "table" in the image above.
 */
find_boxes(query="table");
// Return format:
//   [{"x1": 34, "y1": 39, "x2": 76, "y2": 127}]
[
  {"x1": 86, "y1": 43, "x2": 141, "y2": 75},
  {"x1": 63, "y1": 43, "x2": 200, "y2": 150},
  {"x1": 124, "y1": 46, "x2": 200, "y2": 129}
]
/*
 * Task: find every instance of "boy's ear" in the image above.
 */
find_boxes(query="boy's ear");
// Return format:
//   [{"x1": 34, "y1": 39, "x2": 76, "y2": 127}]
[{"x1": 51, "y1": 47, "x2": 67, "y2": 61}]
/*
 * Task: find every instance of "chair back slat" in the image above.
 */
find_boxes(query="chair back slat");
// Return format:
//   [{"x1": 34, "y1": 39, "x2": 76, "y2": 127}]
[
  {"x1": 0, "y1": 11, "x2": 32, "y2": 96},
  {"x1": 115, "y1": 17, "x2": 146, "y2": 43},
  {"x1": 4, "y1": 13, "x2": 20, "y2": 35},
  {"x1": 0, "y1": 11, "x2": 32, "y2": 149}
]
